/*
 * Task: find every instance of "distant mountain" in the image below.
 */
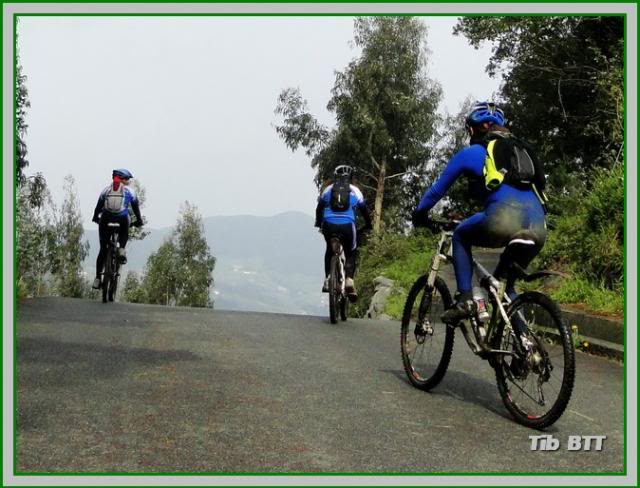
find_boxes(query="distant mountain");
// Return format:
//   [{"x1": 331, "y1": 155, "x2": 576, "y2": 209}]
[{"x1": 83, "y1": 211, "x2": 328, "y2": 315}]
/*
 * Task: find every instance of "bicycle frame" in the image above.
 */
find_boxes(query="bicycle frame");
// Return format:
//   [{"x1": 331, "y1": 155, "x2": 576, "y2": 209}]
[
  {"x1": 101, "y1": 223, "x2": 122, "y2": 303},
  {"x1": 425, "y1": 228, "x2": 517, "y2": 359},
  {"x1": 330, "y1": 237, "x2": 347, "y2": 295}
]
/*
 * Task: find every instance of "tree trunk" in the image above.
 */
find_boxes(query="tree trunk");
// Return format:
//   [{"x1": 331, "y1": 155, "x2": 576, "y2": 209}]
[{"x1": 373, "y1": 158, "x2": 386, "y2": 234}]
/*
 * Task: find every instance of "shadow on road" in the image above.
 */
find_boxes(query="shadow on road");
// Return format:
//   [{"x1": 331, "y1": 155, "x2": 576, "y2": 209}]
[
  {"x1": 380, "y1": 367, "x2": 511, "y2": 422},
  {"x1": 17, "y1": 336, "x2": 199, "y2": 385},
  {"x1": 17, "y1": 337, "x2": 200, "y2": 433}
]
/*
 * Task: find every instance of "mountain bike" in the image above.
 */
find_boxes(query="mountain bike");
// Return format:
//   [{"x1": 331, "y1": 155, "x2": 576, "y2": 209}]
[
  {"x1": 328, "y1": 236, "x2": 349, "y2": 324},
  {"x1": 400, "y1": 218, "x2": 575, "y2": 429},
  {"x1": 100, "y1": 222, "x2": 124, "y2": 303}
]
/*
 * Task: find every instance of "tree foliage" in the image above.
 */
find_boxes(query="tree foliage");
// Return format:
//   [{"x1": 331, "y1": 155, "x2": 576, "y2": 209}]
[
  {"x1": 454, "y1": 16, "x2": 624, "y2": 184},
  {"x1": 16, "y1": 57, "x2": 30, "y2": 186},
  {"x1": 142, "y1": 202, "x2": 216, "y2": 307},
  {"x1": 275, "y1": 17, "x2": 442, "y2": 232},
  {"x1": 122, "y1": 271, "x2": 147, "y2": 304},
  {"x1": 16, "y1": 182, "x2": 56, "y2": 298},
  {"x1": 537, "y1": 164, "x2": 624, "y2": 291},
  {"x1": 128, "y1": 179, "x2": 150, "y2": 241},
  {"x1": 50, "y1": 175, "x2": 90, "y2": 297}
]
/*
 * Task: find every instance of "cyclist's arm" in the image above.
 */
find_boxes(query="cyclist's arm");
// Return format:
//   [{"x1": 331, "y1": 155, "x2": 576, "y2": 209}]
[
  {"x1": 415, "y1": 146, "x2": 481, "y2": 213},
  {"x1": 129, "y1": 198, "x2": 143, "y2": 224},
  {"x1": 314, "y1": 198, "x2": 324, "y2": 228},
  {"x1": 92, "y1": 193, "x2": 105, "y2": 222},
  {"x1": 315, "y1": 186, "x2": 331, "y2": 228}
]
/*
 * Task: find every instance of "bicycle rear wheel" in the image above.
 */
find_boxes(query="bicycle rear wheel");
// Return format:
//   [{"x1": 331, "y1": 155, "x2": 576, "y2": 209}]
[
  {"x1": 340, "y1": 294, "x2": 348, "y2": 321},
  {"x1": 108, "y1": 265, "x2": 119, "y2": 302},
  {"x1": 493, "y1": 291, "x2": 575, "y2": 429},
  {"x1": 101, "y1": 249, "x2": 112, "y2": 303},
  {"x1": 328, "y1": 256, "x2": 339, "y2": 324},
  {"x1": 401, "y1": 275, "x2": 455, "y2": 391}
]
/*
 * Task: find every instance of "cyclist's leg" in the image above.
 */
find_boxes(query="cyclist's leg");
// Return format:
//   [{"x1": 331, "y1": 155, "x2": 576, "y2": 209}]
[
  {"x1": 444, "y1": 207, "x2": 519, "y2": 322},
  {"x1": 342, "y1": 223, "x2": 357, "y2": 279},
  {"x1": 95, "y1": 215, "x2": 111, "y2": 278},
  {"x1": 493, "y1": 202, "x2": 547, "y2": 300},
  {"x1": 320, "y1": 222, "x2": 335, "y2": 277},
  {"x1": 452, "y1": 211, "x2": 496, "y2": 295},
  {"x1": 116, "y1": 214, "x2": 130, "y2": 249}
]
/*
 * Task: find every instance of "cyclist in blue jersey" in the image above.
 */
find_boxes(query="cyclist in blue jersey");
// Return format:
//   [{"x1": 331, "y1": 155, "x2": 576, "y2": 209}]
[
  {"x1": 91, "y1": 168, "x2": 143, "y2": 289},
  {"x1": 412, "y1": 102, "x2": 547, "y2": 324},
  {"x1": 315, "y1": 165, "x2": 372, "y2": 299}
]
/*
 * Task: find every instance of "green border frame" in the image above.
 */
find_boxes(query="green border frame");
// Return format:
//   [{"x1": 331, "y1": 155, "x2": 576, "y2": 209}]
[{"x1": 7, "y1": 3, "x2": 633, "y2": 483}]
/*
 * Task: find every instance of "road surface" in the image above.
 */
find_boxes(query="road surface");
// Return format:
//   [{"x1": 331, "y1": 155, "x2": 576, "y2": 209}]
[{"x1": 16, "y1": 297, "x2": 624, "y2": 473}]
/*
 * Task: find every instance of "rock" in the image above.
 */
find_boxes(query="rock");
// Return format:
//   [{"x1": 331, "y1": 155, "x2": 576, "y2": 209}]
[{"x1": 367, "y1": 276, "x2": 395, "y2": 319}]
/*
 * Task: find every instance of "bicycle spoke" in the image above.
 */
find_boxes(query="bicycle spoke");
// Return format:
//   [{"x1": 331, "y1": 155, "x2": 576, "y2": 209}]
[{"x1": 495, "y1": 292, "x2": 575, "y2": 427}]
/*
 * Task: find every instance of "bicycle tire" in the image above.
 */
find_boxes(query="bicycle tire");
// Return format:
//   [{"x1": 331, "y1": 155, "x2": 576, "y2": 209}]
[
  {"x1": 493, "y1": 291, "x2": 575, "y2": 429},
  {"x1": 108, "y1": 265, "x2": 118, "y2": 302},
  {"x1": 101, "y1": 248, "x2": 112, "y2": 303},
  {"x1": 329, "y1": 255, "x2": 339, "y2": 324},
  {"x1": 401, "y1": 275, "x2": 455, "y2": 391},
  {"x1": 340, "y1": 294, "x2": 348, "y2": 321}
]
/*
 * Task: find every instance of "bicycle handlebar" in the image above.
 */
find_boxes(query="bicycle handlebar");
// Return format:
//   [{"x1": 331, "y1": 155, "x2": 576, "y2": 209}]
[{"x1": 424, "y1": 217, "x2": 460, "y2": 232}]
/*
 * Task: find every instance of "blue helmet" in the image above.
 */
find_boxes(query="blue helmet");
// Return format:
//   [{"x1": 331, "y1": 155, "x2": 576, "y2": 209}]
[
  {"x1": 465, "y1": 101, "x2": 505, "y2": 128},
  {"x1": 112, "y1": 168, "x2": 133, "y2": 179}
]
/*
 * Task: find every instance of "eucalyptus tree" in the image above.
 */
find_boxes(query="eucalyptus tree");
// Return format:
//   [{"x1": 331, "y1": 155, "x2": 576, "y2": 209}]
[
  {"x1": 51, "y1": 175, "x2": 90, "y2": 297},
  {"x1": 16, "y1": 183, "x2": 56, "y2": 297},
  {"x1": 173, "y1": 202, "x2": 216, "y2": 307},
  {"x1": 142, "y1": 202, "x2": 216, "y2": 307},
  {"x1": 275, "y1": 17, "x2": 441, "y2": 233},
  {"x1": 142, "y1": 238, "x2": 179, "y2": 306},
  {"x1": 16, "y1": 57, "x2": 30, "y2": 186},
  {"x1": 128, "y1": 179, "x2": 150, "y2": 241},
  {"x1": 122, "y1": 271, "x2": 147, "y2": 304}
]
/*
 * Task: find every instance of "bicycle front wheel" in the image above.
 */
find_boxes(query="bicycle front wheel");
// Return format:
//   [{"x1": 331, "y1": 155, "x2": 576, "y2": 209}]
[
  {"x1": 493, "y1": 291, "x2": 575, "y2": 429},
  {"x1": 108, "y1": 267, "x2": 119, "y2": 302},
  {"x1": 401, "y1": 275, "x2": 455, "y2": 391}
]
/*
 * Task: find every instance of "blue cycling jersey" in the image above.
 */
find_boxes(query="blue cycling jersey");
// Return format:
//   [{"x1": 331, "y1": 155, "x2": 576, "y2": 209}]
[
  {"x1": 416, "y1": 144, "x2": 542, "y2": 212},
  {"x1": 416, "y1": 143, "x2": 546, "y2": 295},
  {"x1": 319, "y1": 184, "x2": 367, "y2": 225}
]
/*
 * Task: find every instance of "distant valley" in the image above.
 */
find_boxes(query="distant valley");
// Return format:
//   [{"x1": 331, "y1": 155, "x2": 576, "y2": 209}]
[{"x1": 83, "y1": 212, "x2": 328, "y2": 315}]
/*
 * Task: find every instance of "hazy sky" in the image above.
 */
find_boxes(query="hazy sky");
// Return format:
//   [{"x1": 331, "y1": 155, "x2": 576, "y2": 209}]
[{"x1": 18, "y1": 16, "x2": 500, "y2": 228}]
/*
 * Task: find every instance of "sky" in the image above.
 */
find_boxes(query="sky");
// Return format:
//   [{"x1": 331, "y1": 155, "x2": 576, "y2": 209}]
[{"x1": 18, "y1": 16, "x2": 500, "y2": 229}]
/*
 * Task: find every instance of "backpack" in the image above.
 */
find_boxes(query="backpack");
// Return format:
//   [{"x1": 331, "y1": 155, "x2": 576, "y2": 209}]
[
  {"x1": 330, "y1": 175, "x2": 352, "y2": 212},
  {"x1": 483, "y1": 132, "x2": 546, "y2": 191},
  {"x1": 103, "y1": 183, "x2": 126, "y2": 213}
]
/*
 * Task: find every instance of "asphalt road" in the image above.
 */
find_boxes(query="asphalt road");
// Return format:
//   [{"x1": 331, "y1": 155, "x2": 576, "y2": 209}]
[{"x1": 16, "y1": 297, "x2": 624, "y2": 474}]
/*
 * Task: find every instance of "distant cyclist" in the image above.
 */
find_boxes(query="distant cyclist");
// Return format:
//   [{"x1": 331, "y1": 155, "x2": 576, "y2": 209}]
[
  {"x1": 412, "y1": 101, "x2": 548, "y2": 324},
  {"x1": 91, "y1": 168, "x2": 143, "y2": 289},
  {"x1": 315, "y1": 165, "x2": 372, "y2": 300}
]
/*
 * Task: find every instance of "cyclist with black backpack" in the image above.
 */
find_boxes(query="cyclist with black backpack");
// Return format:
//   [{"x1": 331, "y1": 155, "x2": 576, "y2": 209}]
[
  {"x1": 91, "y1": 168, "x2": 143, "y2": 289},
  {"x1": 315, "y1": 165, "x2": 373, "y2": 300},
  {"x1": 412, "y1": 101, "x2": 548, "y2": 324}
]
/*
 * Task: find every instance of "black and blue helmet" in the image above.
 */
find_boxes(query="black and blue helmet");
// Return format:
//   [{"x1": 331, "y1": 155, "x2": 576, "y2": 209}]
[
  {"x1": 465, "y1": 101, "x2": 505, "y2": 128},
  {"x1": 112, "y1": 168, "x2": 133, "y2": 179},
  {"x1": 334, "y1": 165, "x2": 354, "y2": 178}
]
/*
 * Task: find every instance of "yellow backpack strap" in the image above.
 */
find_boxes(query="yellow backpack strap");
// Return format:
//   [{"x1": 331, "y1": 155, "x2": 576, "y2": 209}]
[{"x1": 483, "y1": 139, "x2": 504, "y2": 191}]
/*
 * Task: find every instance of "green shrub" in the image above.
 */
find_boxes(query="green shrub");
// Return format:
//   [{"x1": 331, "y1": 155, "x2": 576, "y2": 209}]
[
  {"x1": 353, "y1": 230, "x2": 435, "y2": 317},
  {"x1": 550, "y1": 277, "x2": 624, "y2": 317},
  {"x1": 539, "y1": 164, "x2": 624, "y2": 292}
]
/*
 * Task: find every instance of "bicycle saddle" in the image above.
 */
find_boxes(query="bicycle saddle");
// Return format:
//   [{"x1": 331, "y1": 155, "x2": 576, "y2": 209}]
[{"x1": 493, "y1": 230, "x2": 539, "y2": 280}]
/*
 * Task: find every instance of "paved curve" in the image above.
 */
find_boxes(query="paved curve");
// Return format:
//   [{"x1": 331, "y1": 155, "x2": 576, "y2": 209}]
[{"x1": 16, "y1": 297, "x2": 624, "y2": 473}]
